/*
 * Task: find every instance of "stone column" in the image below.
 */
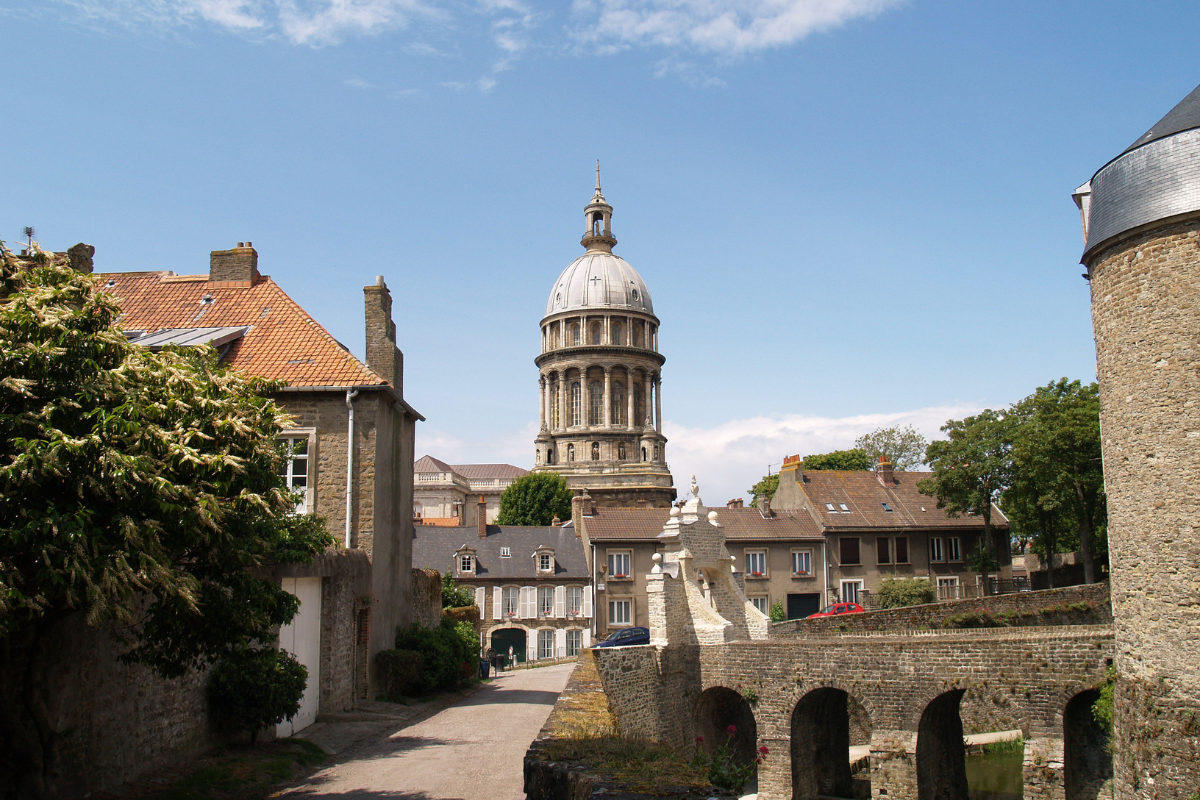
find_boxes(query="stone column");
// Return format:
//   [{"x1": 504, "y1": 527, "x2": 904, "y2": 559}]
[
  {"x1": 559, "y1": 376, "x2": 568, "y2": 430},
  {"x1": 870, "y1": 731, "x2": 917, "y2": 800},
  {"x1": 655, "y1": 375, "x2": 663, "y2": 433},
  {"x1": 627, "y1": 378, "x2": 635, "y2": 430},
  {"x1": 1023, "y1": 736, "x2": 1065, "y2": 800},
  {"x1": 603, "y1": 368, "x2": 612, "y2": 428},
  {"x1": 644, "y1": 374, "x2": 653, "y2": 427},
  {"x1": 539, "y1": 376, "x2": 546, "y2": 429}
]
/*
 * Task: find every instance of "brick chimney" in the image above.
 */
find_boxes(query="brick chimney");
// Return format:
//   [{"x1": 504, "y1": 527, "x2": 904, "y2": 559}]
[
  {"x1": 67, "y1": 243, "x2": 94, "y2": 274},
  {"x1": 635, "y1": 498, "x2": 648, "y2": 509},
  {"x1": 759, "y1": 493, "x2": 773, "y2": 519},
  {"x1": 477, "y1": 496, "x2": 487, "y2": 539},
  {"x1": 209, "y1": 243, "x2": 259, "y2": 284},
  {"x1": 551, "y1": 515, "x2": 562, "y2": 527},
  {"x1": 364, "y1": 276, "x2": 403, "y2": 392},
  {"x1": 876, "y1": 456, "x2": 895, "y2": 485},
  {"x1": 727, "y1": 498, "x2": 744, "y2": 509}
]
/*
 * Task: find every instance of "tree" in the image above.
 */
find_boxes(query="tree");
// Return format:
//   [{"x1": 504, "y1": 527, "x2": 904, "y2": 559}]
[
  {"x1": 441, "y1": 572, "x2": 474, "y2": 608},
  {"x1": 0, "y1": 244, "x2": 333, "y2": 798},
  {"x1": 802, "y1": 448, "x2": 872, "y2": 471},
  {"x1": 917, "y1": 409, "x2": 1013, "y2": 587},
  {"x1": 1002, "y1": 379, "x2": 1105, "y2": 584},
  {"x1": 495, "y1": 472, "x2": 573, "y2": 526},
  {"x1": 206, "y1": 648, "x2": 309, "y2": 743},
  {"x1": 854, "y1": 425, "x2": 929, "y2": 471},
  {"x1": 747, "y1": 473, "x2": 779, "y2": 508}
]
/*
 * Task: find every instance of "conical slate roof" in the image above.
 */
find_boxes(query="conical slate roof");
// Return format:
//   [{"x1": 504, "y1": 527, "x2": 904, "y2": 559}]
[{"x1": 1121, "y1": 83, "x2": 1200, "y2": 156}]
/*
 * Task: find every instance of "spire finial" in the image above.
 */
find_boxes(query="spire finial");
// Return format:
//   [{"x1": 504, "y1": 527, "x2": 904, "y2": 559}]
[{"x1": 595, "y1": 159, "x2": 602, "y2": 193}]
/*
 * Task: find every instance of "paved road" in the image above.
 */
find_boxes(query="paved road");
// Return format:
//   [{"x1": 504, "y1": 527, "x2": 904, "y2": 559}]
[{"x1": 284, "y1": 662, "x2": 575, "y2": 800}]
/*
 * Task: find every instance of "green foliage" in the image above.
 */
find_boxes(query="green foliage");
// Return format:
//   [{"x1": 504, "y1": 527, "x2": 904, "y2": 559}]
[
  {"x1": 393, "y1": 618, "x2": 478, "y2": 693},
  {"x1": 1093, "y1": 666, "x2": 1115, "y2": 735},
  {"x1": 747, "y1": 473, "x2": 779, "y2": 508},
  {"x1": 876, "y1": 578, "x2": 936, "y2": 608},
  {"x1": 496, "y1": 472, "x2": 573, "y2": 526},
  {"x1": 768, "y1": 600, "x2": 786, "y2": 622},
  {"x1": 966, "y1": 542, "x2": 1001, "y2": 576},
  {"x1": 0, "y1": 243, "x2": 334, "y2": 793},
  {"x1": 441, "y1": 571, "x2": 474, "y2": 608},
  {"x1": 691, "y1": 725, "x2": 768, "y2": 792},
  {"x1": 802, "y1": 448, "x2": 872, "y2": 471},
  {"x1": 981, "y1": 737, "x2": 1025, "y2": 755},
  {"x1": 854, "y1": 425, "x2": 929, "y2": 471},
  {"x1": 207, "y1": 648, "x2": 308, "y2": 743},
  {"x1": 375, "y1": 649, "x2": 423, "y2": 701}
]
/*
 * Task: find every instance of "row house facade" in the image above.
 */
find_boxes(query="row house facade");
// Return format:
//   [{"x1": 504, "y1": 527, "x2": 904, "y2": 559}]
[
  {"x1": 413, "y1": 499, "x2": 595, "y2": 664},
  {"x1": 412, "y1": 455, "x2": 529, "y2": 526}
]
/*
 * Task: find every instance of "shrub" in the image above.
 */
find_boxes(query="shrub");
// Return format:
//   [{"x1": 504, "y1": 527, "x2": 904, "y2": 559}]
[
  {"x1": 692, "y1": 724, "x2": 768, "y2": 792},
  {"x1": 394, "y1": 618, "x2": 479, "y2": 693},
  {"x1": 876, "y1": 578, "x2": 936, "y2": 608},
  {"x1": 1093, "y1": 666, "x2": 1116, "y2": 735},
  {"x1": 768, "y1": 600, "x2": 786, "y2": 623},
  {"x1": 444, "y1": 604, "x2": 481, "y2": 627},
  {"x1": 442, "y1": 572, "x2": 474, "y2": 608},
  {"x1": 376, "y1": 649, "x2": 423, "y2": 701},
  {"x1": 208, "y1": 648, "x2": 308, "y2": 743}
]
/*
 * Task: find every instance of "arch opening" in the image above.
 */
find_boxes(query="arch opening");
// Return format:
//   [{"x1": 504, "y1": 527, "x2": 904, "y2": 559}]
[
  {"x1": 790, "y1": 688, "x2": 871, "y2": 800},
  {"x1": 1064, "y1": 690, "x2": 1112, "y2": 800},
  {"x1": 917, "y1": 689, "x2": 968, "y2": 800},
  {"x1": 693, "y1": 687, "x2": 759, "y2": 787}
]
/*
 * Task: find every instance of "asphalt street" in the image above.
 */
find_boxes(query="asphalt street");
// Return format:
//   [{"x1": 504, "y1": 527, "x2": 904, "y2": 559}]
[{"x1": 283, "y1": 662, "x2": 575, "y2": 800}]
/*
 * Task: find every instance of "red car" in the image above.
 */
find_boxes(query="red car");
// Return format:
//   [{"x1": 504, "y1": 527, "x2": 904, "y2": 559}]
[{"x1": 807, "y1": 602, "x2": 866, "y2": 618}]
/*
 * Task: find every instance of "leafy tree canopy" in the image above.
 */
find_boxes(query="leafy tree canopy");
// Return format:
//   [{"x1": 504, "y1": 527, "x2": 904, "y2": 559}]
[
  {"x1": 747, "y1": 473, "x2": 779, "y2": 508},
  {"x1": 854, "y1": 425, "x2": 929, "y2": 471},
  {"x1": 802, "y1": 448, "x2": 872, "y2": 471},
  {"x1": 441, "y1": 572, "x2": 474, "y2": 608},
  {"x1": 495, "y1": 472, "x2": 573, "y2": 526},
  {"x1": 0, "y1": 243, "x2": 333, "y2": 797}
]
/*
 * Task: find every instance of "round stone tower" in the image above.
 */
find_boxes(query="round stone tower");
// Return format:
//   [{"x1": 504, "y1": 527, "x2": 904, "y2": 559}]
[
  {"x1": 533, "y1": 168, "x2": 675, "y2": 507},
  {"x1": 1077, "y1": 83, "x2": 1200, "y2": 796}
]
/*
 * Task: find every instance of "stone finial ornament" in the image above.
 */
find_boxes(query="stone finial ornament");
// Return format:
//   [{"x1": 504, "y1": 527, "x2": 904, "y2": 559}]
[{"x1": 690, "y1": 475, "x2": 699, "y2": 497}]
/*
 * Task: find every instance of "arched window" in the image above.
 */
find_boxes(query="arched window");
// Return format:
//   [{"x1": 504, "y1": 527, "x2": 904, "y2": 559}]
[
  {"x1": 547, "y1": 448, "x2": 554, "y2": 464},
  {"x1": 568, "y1": 444, "x2": 575, "y2": 462},
  {"x1": 570, "y1": 382, "x2": 581, "y2": 426},
  {"x1": 588, "y1": 381, "x2": 603, "y2": 425},
  {"x1": 571, "y1": 324, "x2": 580, "y2": 345},
  {"x1": 592, "y1": 212, "x2": 603, "y2": 236},
  {"x1": 612, "y1": 381, "x2": 625, "y2": 425},
  {"x1": 535, "y1": 451, "x2": 541, "y2": 465},
  {"x1": 591, "y1": 442, "x2": 600, "y2": 460},
  {"x1": 613, "y1": 323, "x2": 622, "y2": 345},
  {"x1": 634, "y1": 385, "x2": 644, "y2": 427},
  {"x1": 591, "y1": 324, "x2": 601, "y2": 345},
  {"x1": 642, "y1": 447, "x2": 647, "y2": 462},
  {"x1": 655, "y1": 446, "x2": 660, "y2": 461},
  {"x1": 618, "y1": 442, "x2": 626, "y2": 460}
]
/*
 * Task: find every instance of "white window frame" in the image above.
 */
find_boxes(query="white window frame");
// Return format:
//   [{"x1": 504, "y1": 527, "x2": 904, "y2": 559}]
[
  {"x1": 937, "y1": 576, "x2": 961, "y2": 600},
  {"x1": 749, "y1": 595, "x2": 769, "y2": 614},
  {"x1": 791, "y1": 548, "x2": 813, "y2": 577},
  {"x1": 502, "y1": 586, "x2": 520, "y2": 617},
  {"x1": 930, "y1": 537, "x2": 944, "y2": 563},
  {"x1": 500, "y1": 546, "x2": 511, "y2": 558},
  {"x1": 840, "y1": 579, "x2": 864, "y2": 604},
  {"x1": 278, "y1": 430, "x2": 315, "y2": 514},
  {"x1": 459, "y1": 553, "x2": 474, "y2": 574},
  {"x1": 567, "y1": 585, "x2": 583, "y2": 616},
  {"x1": 609, "y1": 598, "x2": 632, "y2": 626},
  {"x1": 566, "y1": 629, "x2": 582, "y2": 656},
  {"x1": 538, "y1": 628, "x2": 554, "y2": 660},
  {"x1": 537, "y1": 585, "x2": 555, "y2": 617},
  {"x1": 745, "y1": 549, "x2": 768, "y2": 578},
  {"x1": 947, "y1": 536, "x2": 962, "y2": 562},
  {"x1": 538, "y1": 552, "x2": 553, "y2": 573},
  {"x1": 607, "y1": 550, "x2": 632, "y2": 579}
]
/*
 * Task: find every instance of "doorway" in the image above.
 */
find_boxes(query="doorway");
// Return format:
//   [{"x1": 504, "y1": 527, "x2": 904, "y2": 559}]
[
  {"x1": 491, "y1": 628, "x2": 527, "y2": 666},
  {"x1": 787, "y1": 593, "x2": 821, "y2": 620}
]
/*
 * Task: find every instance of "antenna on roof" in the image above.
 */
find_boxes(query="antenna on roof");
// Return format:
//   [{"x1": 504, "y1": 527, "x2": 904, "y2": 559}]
[{"x1": 23, "y1": 226, "x2": 34, "y2": 250}]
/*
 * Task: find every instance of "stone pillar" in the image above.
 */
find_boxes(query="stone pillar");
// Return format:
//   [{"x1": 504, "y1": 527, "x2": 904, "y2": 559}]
[
  {"x1": 538, "y1": 376, "x2": 546, "y2": 429},
  {"x1": 654, "y1": 375, "x2": 662, "y2": 434},
  {"x1": 559, "y1": 376, "x2": 568, "y2": 430},
  {"x1": 1023, "y1": 736, "x2": 1065, "y2": 800},
  {"x1": 869, "y1": 731, "x2": 917, "y2": 800},
  {"x1": 644, "y1": 374, "x2": 653, "y2": 427},
  {"x1": 603, "y1": 368, "x2": 612, "y2": 428},
  {"x1": 627, "y1": 378, "x2": 635, "y2": 430}
]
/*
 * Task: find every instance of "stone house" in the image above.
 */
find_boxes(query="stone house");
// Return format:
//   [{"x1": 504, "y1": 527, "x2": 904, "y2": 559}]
[
  {"x1": 413, "y1": 499, "x2": 595, "y2": 663},
  {"x1": 412, "y1": 455, "x2": 529, "y2": 526},
  {"x1": 770, "y1": 455, "x2": 1012, "y2": 609}
]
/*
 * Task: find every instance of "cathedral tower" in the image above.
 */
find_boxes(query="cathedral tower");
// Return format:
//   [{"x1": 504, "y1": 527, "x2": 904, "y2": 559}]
[{"x1": 533, "y1": 169, "x2": 676, "y2": 507}]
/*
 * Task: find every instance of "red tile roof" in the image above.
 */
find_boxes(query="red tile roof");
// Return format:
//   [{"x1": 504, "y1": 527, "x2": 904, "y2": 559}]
[
  {"x1": 799, "y1": 471, "x2": 1008, "y2": 531},
  {"x1": 582, "y1": 506, "x2": 823, "y2": 541},
  {"x1": 100, "y1": 272, "x2": 385, "y2": 388}
]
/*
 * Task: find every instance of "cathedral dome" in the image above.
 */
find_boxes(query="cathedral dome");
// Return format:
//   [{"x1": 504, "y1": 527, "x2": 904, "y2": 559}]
[{"x1": 544, "y1": 252, "x2": 654, "y2": 318}]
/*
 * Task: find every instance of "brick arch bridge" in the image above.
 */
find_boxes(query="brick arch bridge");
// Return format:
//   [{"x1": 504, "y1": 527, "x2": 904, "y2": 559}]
[{"x1": 588, "y1": 495, "x2": 1114, "y2": 800}]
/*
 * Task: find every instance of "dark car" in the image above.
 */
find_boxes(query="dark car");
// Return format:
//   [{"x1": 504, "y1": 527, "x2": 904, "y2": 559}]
[
  {"x1": 806, "y1": 602, "x2": 866, "y2": 619},
  {"x1": 594, "y1": 626, "x2": 651, "y2": 647}
]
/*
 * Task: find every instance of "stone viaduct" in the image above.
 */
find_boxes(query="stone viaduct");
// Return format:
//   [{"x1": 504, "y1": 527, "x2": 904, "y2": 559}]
[{"x1": 587, "y1": 486, "x2": 1115, "y2": 800}]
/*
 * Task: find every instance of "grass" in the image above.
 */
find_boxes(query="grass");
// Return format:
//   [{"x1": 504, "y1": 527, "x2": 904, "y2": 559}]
[
  {"x1": 980, "y1": 737, "x2": 1025, "y2": 755},
  {"x1": 540, "y1": 730, "x2": 707, "y2": 792},
  {"x1": 131, "y1": 738, "x2": 326, "y2": 800}
]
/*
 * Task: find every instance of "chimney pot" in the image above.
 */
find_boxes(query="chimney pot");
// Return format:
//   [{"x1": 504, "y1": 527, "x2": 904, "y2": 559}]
[
  {"x1": 876, "y1": 456, "x2": 895, "y2": 485},
  {"x1": 552, "y1": 515, "x2": 562, "y2": 527},
  {"x1": 760, "y1": 493, "x2": 772, "y2": 518}
]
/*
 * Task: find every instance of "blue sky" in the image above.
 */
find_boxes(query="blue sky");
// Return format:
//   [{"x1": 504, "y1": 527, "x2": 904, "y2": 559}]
[{"x1": 3, "y1": 0, "x2": 1198, "y2": 502}]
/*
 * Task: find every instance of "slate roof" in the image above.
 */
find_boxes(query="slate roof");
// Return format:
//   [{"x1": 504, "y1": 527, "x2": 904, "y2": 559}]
[
  {"x1": 414, "y1": 455, "x2": 455, "y2": 473},
  {"x1": 799, "y1": 471, "x2": 1008, "y2": 531},
  {"x1": 450, "y1": 463, "x2": 529, "y2": 480},
  {"x1": 1122, "y1": 82, "x2": 1200, "y2": 156},
  {"x1": 412, "y1": 525, "x2": 589, "y2": 580},
  {"x1": 98, "y1": 271, "x2": 386, "y2": 388},
  {"x1": 581, "y1": 506, "x2": 823, "y2": 541}
]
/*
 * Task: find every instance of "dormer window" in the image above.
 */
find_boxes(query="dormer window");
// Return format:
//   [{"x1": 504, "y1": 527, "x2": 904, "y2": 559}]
[
  {"x1": 500, "y1": 547, "x2": 511, "y2": 558},
  {"x1": 459, "y1": 553, "x2": 474, "y2": 574},
  {"x1": 538, "y1": 552, "x2": 552, "y2": 572}
]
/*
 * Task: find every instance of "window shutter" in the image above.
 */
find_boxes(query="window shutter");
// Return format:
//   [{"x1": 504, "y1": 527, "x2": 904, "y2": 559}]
[
  {"x1": 582, "y1": 629, "x2": 591, "y2": 648},
  {"x1": 555, "y1": 628, "x2": 567, "y2": 658},
  {"x1": 526, "y1": 627, "x2": 537, "y2": 660},
  {"x1": 555, "y1": 586, "x2": 566, "y2": 618},
  {"x1": 493, "y1": 586, "x2": 502, "y2": 620},
  {"x1": 521, "y1": 586, "x2": 536, "y2": 619},
  {"x1": 582, "y1": 586, "x2": 593, "y2": 618},
  {"x1": 475, "y1": 587, "x2": 486, "y2": 613}
]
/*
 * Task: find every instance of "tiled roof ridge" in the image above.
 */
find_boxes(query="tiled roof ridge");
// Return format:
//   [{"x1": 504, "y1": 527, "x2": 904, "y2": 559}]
[{"x1": 415, "y1": 455, "x2": 456, "y2": 472}]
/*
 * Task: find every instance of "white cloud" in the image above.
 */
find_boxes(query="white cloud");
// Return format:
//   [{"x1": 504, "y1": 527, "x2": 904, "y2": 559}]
[
  {"x1": 663, "y1": 403, "x2": 982, "y2": 507},
  {"x1": 416, "y1": 421, "x2": 538, "y2": 469},
  {"x1": 572, "y1": 0, "x2": 904, "y2": 55},
  {"x1": 277, "y1": 0, "x2": 440, "y2": 45}
]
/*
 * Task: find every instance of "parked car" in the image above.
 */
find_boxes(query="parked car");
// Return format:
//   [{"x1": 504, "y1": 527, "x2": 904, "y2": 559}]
[
  {"x1": 594, "y1": 626, "x2": 651, "y2": 647},
  {"x1": 807, "y1": 602, "x2": 866, "y2": 619}
]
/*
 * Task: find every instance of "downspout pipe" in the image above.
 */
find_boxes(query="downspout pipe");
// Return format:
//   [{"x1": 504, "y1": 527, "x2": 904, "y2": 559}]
[
  {"x1": 345, "y1": 389, "x2": 359, "y2": 548},
  {"x1": 823, "y1": 539, "x2": 830, "y2": 606},
  {"x1": 591, "y1": 544, "x2": 597, "y2": 645}
]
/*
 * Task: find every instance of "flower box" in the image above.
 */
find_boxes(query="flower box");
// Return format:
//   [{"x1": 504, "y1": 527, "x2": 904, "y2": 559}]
[{"x1": 750, "y1": 571, "x2": 764, "y2": 577}]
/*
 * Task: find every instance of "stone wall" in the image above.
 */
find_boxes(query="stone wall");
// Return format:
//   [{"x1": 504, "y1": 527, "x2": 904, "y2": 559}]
[
  {"x1": 412, "y1": 568, "x2": 443, "y2": 629},
  {"x1": 1086, "y1": 216, "x2": 1200, "y2": 798},
  {"x1": 769, "y1": 583, "x2": 1111, "y2": 636}
]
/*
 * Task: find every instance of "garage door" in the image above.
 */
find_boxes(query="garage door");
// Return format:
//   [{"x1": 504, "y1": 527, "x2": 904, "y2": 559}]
[
  {"x1": 787, "y1": 593, "x2": 821, "y2": 620},
  {"x1": 277, "y1": 577, "x2": 322, "y2": 737}
]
